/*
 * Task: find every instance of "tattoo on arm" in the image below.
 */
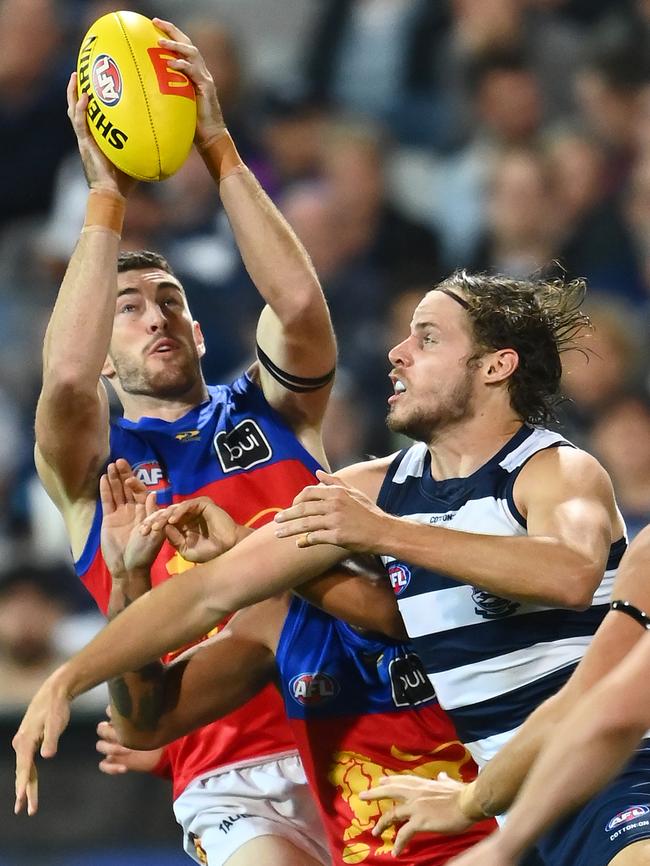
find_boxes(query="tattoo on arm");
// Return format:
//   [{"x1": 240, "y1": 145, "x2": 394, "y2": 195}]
[{"x1": 107, "y1": 585, "x2": 171, "y2": 730}]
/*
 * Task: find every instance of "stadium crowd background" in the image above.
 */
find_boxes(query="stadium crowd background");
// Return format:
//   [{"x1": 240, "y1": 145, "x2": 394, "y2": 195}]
[{"x1": 1, "y1": 0, "x2": 650, "y2": 863}]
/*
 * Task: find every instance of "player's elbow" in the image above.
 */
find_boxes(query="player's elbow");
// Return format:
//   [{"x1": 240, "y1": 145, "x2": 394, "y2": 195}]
[{"x1": 561, "y1": 563, "x2": 601, "y2": 610}]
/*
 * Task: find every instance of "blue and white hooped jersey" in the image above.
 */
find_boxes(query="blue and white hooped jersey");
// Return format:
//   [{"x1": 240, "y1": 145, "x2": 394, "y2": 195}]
[{"x1": 377, "y1": 425, "x2": 626, "y2": 766}]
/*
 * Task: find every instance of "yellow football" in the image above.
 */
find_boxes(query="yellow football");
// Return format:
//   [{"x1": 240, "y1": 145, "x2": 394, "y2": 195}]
[{"x1": 77, "y1": 11, "x2": 197, "y2": 181}]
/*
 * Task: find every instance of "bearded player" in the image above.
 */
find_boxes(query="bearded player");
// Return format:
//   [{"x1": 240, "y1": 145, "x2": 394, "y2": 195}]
[{"x1": 34, "y1": 18, "x2": 336, "y2": 866}]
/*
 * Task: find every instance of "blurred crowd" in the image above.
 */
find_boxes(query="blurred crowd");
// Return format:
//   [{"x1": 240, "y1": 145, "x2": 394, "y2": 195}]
[{"x1": 1, "y1": 0, "x2": 650, "y2": 710}]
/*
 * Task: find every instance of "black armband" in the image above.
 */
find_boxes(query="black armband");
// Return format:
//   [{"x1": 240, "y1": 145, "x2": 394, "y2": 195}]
[
  {"x1": 610, "y1": 599, "x2": 650, "y2": 630},
  {"x1": 256, "y1": 343, "x2": 335, "y2": 393}
]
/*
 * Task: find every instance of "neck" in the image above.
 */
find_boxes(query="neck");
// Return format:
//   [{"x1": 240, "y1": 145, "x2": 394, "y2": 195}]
[
  {"x1": 119, "y1": 379, "x2": 210, "y2": 423},
  {"x1": 426, "y1": 408, "x2": 523, "y2": 480}
]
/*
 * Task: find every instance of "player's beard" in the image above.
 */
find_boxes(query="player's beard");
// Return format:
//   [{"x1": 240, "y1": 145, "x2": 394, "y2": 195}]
[
  {"x1": 110, "y1": 346, "x2": 202, "y2": 399},
  {"x1": 387, "y1": 364, "x2": 477, "y2": 443}
]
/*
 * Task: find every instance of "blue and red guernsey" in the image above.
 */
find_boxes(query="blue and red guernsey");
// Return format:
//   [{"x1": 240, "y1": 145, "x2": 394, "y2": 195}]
[
  {"x1": 277, "y1": 597, "x2": 496, "y2": 865},
  {"x1": 76, "y1": 373, "x2": 321, "y2": 799}
]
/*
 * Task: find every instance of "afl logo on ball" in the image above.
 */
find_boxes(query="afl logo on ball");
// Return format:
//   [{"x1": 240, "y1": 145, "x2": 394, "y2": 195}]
[
  {"x1": 388, "y1": 563, "x2": 411, "y2": 596},
  {"x1": 92, "y1": 54, "x2": 122, "y2": 105},
  {"x1": 290, "y1": 673, "x2": 339, "y2": 706}
]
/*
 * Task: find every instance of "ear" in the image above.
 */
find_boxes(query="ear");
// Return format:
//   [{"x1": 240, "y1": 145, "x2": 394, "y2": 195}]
[
  {"x1": 483, "y1": 348, "x2": 519, "y2": 384},
  {"x1": 193, "y1": 321, "x2": 206, "y2": 359}
]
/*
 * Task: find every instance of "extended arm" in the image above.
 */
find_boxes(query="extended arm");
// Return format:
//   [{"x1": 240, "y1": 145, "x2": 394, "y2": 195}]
[
  {"x1": 359, "y1": 525, "x2": 650, "y2": 852},
  {"x1": 456, "y1": 631, "x2": 650, "y2": 866},
  {"x1": 35, "y1": 75, "x2": 134, "y2": 551},
  {"x1": 156, "y1": 20, "x2": 336, "y2": 437},
  {"x1": 109, "y1": 599, "x2": 281, "y2": 750},
  {"x1": 276, "y1": 448, "x2": 621, "y2": 608}
]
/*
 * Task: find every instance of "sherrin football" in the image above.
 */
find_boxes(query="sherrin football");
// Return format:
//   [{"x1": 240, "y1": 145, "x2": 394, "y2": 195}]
[{"x1": 77, "y1": 11, "x2": 197, "y2": 181}]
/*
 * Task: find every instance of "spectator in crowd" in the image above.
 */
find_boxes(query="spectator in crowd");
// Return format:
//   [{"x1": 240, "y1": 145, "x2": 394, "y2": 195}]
[{"x1": 589, "y1": 392, "x2": 650, "y2": 538}]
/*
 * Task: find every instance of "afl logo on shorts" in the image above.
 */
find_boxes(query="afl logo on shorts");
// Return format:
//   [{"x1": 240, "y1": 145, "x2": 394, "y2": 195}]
[
  {"x1": 606, "y1": 805, "x2": 650, "y2": 832},
  {"x1": 132, "y1": 461, "x2": 170, "y2": 491},
  {"x1": 388, "y1": 563, "x2": 411, "y2": 596},
  {"x1": 92, "y1": 54, "x2": 122, "y2": 106},
  {"x1": 290, "y1": 672, "x2": 339, "y2": 706}
]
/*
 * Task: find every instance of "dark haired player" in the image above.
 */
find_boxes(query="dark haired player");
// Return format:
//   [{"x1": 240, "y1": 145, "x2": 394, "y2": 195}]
[
  {"x1": 33, "y1": 18, "x2": 339, "y2": 866},
  {"x1": 18, "y1": 273, "x2": 626, "y2": 864}
]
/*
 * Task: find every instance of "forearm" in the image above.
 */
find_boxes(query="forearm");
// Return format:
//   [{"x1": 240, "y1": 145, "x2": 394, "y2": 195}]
[
  {"x1": 496, "y1": 690, "x2": 648, "y2": 859},
  {"x1": 468, "y1": 693, "x2": 565, "y2": 819},
  {"x1": 42, "y1": 191, "x2": 123, "y2": 386},
  {"x1": 107, "y1": 570, "x2": 168, "y2": 744},
  {"x1": 379, "y1": 516, "x2": 598, "y2": 607},
  {"x1": 59, "y1": 527, "x2": 346, "y2": 702},
  {"x1": 207, "y1": 145, "x2": 324, "y2": 324},
  {"x1": 58, "y1": 565, "x2": 221, "y2": 702}
]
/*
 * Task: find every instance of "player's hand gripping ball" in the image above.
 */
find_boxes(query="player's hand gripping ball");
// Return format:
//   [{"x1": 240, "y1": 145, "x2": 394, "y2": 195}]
[{"x1": 77, "y1": 11, "x2": 197, "y2": 181}]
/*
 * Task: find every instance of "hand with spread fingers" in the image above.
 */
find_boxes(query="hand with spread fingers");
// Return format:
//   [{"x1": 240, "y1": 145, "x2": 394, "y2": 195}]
[
  {"x1": 274, "y1": 469, "x2": 390, "y2": 553},
  {"x1": 139, "y1": 497, "x2": 245, "y2": 563},
  {"x1": 96, "y1": 706, "x2": 163, "y2": 775},
  {"x1": 152, "y1": 17, "x2": 226, "y2": 147},
  {"x1": 100, "y1": 458, "x2": 164, "y2": 577},
  {"x1": 358, "y1": 773, "x2": 481, "y2": 857}
]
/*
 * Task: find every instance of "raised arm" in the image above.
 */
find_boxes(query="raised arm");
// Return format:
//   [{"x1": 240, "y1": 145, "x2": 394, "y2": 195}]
[
  {"x1": 35, "y1": 75, "x2": 136, "y2": 555},
  {"x1": 276, "y1": 447, "x2": 621, "y2": 608},
  {"x1": 154, "y1": 19, "x2": 336, "y2": 440}
]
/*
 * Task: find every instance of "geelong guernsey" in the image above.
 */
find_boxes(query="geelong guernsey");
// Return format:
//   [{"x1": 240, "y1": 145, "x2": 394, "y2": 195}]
[
  {"x1": 76, "y1": 373, "x2": 321, "y2": 799},
  {"x1": 377, "y1": 425, "x2": 626, "y2": 766},
  {"x1": 277, "y1": 597, "x2": 496, "y2": 865}
]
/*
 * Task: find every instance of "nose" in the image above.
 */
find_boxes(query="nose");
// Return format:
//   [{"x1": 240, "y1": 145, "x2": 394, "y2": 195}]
[
  {"x1": 388, "y1": 335, "x2": 412, "y2": 368},
  {"x1": 144, "y1": 301, "x2": 168, "y2": 334}
]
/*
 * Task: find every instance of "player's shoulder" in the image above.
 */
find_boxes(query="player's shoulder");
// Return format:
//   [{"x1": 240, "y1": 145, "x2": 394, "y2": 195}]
[{"x1": 520, "y1": 442, "x2": 613, "y2": 495}]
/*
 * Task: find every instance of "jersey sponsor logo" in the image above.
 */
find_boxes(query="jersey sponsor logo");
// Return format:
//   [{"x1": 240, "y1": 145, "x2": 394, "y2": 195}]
[
  {"x1": 389, "y1": 653, "x2": 436, "y2": 708},
  {"x1": 472, "y1": 588, "x2": 520, "y2": 619},
  {"x1": 214, "y1": 419, "x2": 272, "y2": 473},
  {"x1": 175, "y1": 429, "x2": 201, "y2": 442},
  {"x1": 92, "y1": 54, "x2": 122, "y2": 105},
  {"x1": 132, "y1": 460, "x2": 170, "y2": 491},
  {"x1": 606, "y1": 805, "x2": 650, "y2": 832},
  {"x1": 388, "y1": 563, "x2": 411, "y2": 596},
  {"x1": 429, "y1": 512, "x2": 456, "y2": 524},
  {"x1": 290, "y1": 672, "x2": 339, "y2": 706}
]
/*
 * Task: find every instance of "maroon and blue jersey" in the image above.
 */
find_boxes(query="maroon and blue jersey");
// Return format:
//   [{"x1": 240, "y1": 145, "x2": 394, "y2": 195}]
[
  {"x1": 276, "y1": 596, "x2": 496, "y2": 864},
  {"x1": 75, "y1": 372, "x2": 321, "y2": 799}
]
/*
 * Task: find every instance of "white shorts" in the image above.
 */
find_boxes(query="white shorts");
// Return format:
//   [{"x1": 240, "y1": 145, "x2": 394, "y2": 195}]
[{"x1": 173, "y1": 753, "x2": 331, "y2": 866}]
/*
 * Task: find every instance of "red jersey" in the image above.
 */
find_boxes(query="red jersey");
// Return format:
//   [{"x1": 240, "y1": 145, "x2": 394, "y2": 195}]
[
  {"x1": 76, "y1": 375, "x2": 321, "y2": 798},
  {"x1": 277, "y1": 597, "x2": 496, "y2": 864}
]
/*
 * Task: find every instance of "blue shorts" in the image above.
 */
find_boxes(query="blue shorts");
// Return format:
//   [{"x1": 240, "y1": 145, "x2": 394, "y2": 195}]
[{"x1": 536, "y1": 742, "x2": 650, "y2": 866}]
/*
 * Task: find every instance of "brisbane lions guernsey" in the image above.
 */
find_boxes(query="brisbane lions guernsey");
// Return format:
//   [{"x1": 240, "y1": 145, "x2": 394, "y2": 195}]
[
  {"x1": 377, "y1": 425, "x2": 626, "y2": 767},
  {"x1": 76, "y1": 373, "x2": 321, "y2": 799},
  {"x1": 277, "y1": 596, "x2": 496, "y2": 865}
]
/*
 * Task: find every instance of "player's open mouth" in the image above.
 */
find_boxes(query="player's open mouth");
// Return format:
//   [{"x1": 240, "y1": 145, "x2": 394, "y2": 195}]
[
  {"x1": 388, "y1": 379, "x2": 406, "y2": 404},
  {"x1": 149, "y1": 339, "x2": 180, "y2": 355}
]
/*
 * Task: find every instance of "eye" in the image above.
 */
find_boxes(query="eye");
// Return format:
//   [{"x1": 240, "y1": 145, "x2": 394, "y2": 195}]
[
  {"x1": 119, "y1": 303, "x2": 136, "y2": 314},
  {"x1": 422, "y1": 334, "x2": 437, "y2": 346},
  {"x1": 162, "y1": 297, "x2": 180, "y2": 308}
]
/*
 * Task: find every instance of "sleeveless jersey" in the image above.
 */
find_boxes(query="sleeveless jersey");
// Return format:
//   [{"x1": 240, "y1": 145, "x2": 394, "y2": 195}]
[
  {"x1": 276, "y1": 596, "x2": 496, "y2": 865},
  {"x1": 376, "y1": 425, "x2": 626, "y2": 766},
  {"x1": 76, "y1": 373, "x2": 321, "y2": 799}
]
